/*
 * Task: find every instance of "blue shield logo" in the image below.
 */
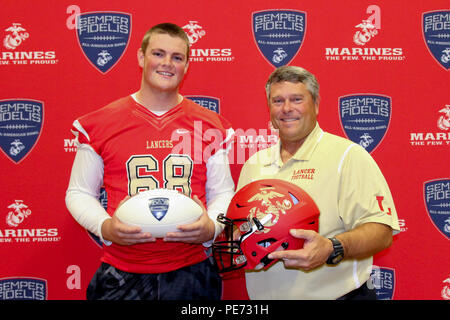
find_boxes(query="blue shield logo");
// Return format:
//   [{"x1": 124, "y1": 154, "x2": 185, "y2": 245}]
[
  {"x1": 76, "y1": 12, "x2": 131, "y2": 73},
  {"x1": 149, "y1": 197, "x2": 169, "y2": 221},
  {"x1": 0, "y1": 277, "x2": 47, "y2": 300},
  {"x1": 424, "y1": 179, "x2": 450, "y2": 240},
  {"x1": 422, "y1": 11, "x2": 450, "y2": 71},
  {"x1": 339, "y1": 94, "x2": 391, "y2": 153},
  {"x1": 252, "y1": 10, "x2": 306, "y2": 67},
  {"x1": 0, "y1": 99, "x2": 43, "y2": 164},
  {"x1": 186, "y1": 96, "x2": 220, "y2": 114},
  {"x1": 369, "y1": 266, "x2": 395, "y2": 300}
]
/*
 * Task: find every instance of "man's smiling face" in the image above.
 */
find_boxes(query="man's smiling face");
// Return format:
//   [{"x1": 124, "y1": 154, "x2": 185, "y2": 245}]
[{"x1": 268, "y1": 81, "x2": 319, "y2": 145}]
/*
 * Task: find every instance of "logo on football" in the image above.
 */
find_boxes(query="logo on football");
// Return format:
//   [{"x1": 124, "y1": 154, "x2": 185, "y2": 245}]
[
  {"x1": 149, "y1": 197, "x2": 169, "y2": 221},
  {"x1": 115, "y1": 189, "x2": 202, "y2": 238}
]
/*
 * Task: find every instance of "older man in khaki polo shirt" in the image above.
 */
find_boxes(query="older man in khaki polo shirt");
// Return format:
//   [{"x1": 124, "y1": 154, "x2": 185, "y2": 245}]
[{"x1": 236, "y1": 66, "x2": 399, "y2": 300}]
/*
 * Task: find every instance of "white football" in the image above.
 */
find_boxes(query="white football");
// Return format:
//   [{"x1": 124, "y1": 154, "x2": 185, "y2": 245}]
[{"x1": 115, "y1": 189, "x2": 203, "y2": 238}]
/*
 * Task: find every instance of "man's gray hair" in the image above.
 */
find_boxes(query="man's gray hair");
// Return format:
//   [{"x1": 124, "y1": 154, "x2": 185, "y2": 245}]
[{"x1": 265, "y1": 66, "x2": 320, "y2": 103}]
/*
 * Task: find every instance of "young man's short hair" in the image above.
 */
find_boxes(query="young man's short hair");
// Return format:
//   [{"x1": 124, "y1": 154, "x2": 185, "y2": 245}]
[{"x1": 140, "y1": 23, "x2": 190, "y2": 60}]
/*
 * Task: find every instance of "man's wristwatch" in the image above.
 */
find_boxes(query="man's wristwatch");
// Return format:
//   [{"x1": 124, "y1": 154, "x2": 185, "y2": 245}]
[{"x1": 326, "y1": 237, "x2": 344, "y2": 265}]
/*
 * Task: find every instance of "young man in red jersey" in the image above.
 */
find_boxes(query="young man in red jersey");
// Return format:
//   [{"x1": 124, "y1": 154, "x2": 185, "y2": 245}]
[{"x1": 65, "y1": 23, "x2": 235, "y2": 300}]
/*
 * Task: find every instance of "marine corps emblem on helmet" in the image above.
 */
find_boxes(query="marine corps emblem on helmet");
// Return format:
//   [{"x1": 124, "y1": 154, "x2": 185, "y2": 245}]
[
  {"x1": 247, "y1": 186, "x2": 293, "y2": 233},
  {"x1": 212, "y1": 179, "x2": 320, "y2": 272}
]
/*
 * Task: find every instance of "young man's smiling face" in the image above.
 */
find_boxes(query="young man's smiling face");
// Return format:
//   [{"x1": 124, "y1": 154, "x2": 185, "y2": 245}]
[{"x1": 138, "y1": 33, "x2": 189, "y2": 94}]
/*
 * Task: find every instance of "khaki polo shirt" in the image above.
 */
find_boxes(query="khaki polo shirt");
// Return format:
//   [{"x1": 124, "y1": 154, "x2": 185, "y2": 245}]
[{"x1": 237, "y1": 123, "x2": 399, "y2": 300}]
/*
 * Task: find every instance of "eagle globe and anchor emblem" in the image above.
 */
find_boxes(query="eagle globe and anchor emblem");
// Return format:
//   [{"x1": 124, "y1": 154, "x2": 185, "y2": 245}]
[
  {"x1": 3, "y1": 23, "x2": 29, "y2": 50},
  {"x1": 437, "y1": 105, "x2": 450, "y2": 131},
  {"x1": 6, "y1": 200, "x2": 31, "y2": 227},
  {"x1": 245, "y1": 187, "x2": 294, "y2": 234}
]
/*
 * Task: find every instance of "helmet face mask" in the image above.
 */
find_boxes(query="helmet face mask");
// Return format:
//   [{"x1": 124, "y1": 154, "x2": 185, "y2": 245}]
[
  {"x1": 213, "y1": 214, "x2": 249, "y2": 272},
  {"x1": 213, "y1": 179, "x2": 320, "y2": 273}
]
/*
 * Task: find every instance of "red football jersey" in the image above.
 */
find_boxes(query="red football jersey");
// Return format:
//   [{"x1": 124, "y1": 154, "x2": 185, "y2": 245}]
[{"x1": 72, "y1": 95, "x2": 233, "y2": 273}]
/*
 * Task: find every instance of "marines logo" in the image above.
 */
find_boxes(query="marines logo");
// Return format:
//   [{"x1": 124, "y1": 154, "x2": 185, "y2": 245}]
[
  {"x1": 339, "y1": 94, "x2": 391, "y2": 153},
  {"x1": 3, "y1": 23, "x2": 29, "y2": 50},
  {"x1": 442, "y1": 276, "x2": 450, "y2": 300},
  {"x1": 353, "y1": 5, "x2": 381, "y2": 46},
  {"x1": 252, "y1": 9, "x2": 306, "y2": 68},
  {"x1": 6, "y1": 200, "x2": 31, "y2": 227},
  {"x1": 424, "y1": 179, "x2": 450, "y2": 240},
  {"x1": 75, "y1": 11, "x2": 131, "y2": 73},
  {"x1": 353, "y1": 19, "x2": 378, "y2": 46},
  {"x1": 247, "y1": 187, "x2": 293, "y2": 233},
  {"x1": 182, "y1": 21, "x2": 206, "y2": 45},
  {"x1": 422, "y1": 10, "x2": 450, "y2": 71},
  {"x1": 437, "y1": 105, "x2": 450, "y2": 131},
  {"x1": 0, "y1": 99, "x2": 44, "y2": 164}
]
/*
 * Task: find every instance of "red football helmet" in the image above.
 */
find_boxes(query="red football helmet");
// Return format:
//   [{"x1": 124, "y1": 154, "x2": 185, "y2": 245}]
[{"x1": 213, "y1": 179, "x2": 320, "y2": 272}]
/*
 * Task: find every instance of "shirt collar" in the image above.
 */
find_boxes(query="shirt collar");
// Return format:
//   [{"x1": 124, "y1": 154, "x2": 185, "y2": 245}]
[{"x1": 266, "y1": 123, "x2": 323, "y2": 167}]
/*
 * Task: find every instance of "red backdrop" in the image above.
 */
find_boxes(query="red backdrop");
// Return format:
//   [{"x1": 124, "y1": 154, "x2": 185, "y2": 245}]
[{"x1": 0, "y1": 0, "x2": 448, "y2": 300}]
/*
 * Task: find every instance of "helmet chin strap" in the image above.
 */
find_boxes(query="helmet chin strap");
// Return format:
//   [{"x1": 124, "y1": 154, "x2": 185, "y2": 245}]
[{"x1": 240, "y1": 213, "x2": 273, "y2": 243}]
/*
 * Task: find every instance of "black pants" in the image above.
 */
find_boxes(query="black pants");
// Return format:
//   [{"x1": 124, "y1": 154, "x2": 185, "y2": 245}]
[
  {"x1": 86, "y1": 258, "x2": 222, "y2": 300},
  {"x1": 337, "y1": 281, "x2": 377, "y2": 300}
]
